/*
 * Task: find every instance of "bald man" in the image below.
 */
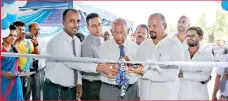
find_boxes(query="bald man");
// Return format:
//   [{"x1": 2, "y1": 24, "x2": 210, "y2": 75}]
[
  {"x1": 129, "y1": 13, "x2": 183, "y2": 100},
  {"x1": 212, "y1": 37, "x2": 228, "y2": 62},
  {"x1": 98, "y1": 18, "x2": 139, "y2": 100},
  {"x1": 102, "y1": 30, "x2": 112, "y2": 41},
  {"x1": 172, "y1": 15, "x2": 190, "y2": 49},
  {"x1": 27, "y1": 22, "x2": 46, "y2": 100}
]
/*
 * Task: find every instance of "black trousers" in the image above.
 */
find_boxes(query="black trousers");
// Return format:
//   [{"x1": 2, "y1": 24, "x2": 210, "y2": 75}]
[
  {"x1": 23, "y1": 68, "x2": 45, "y2": 100},
  {"x1": 81, "y1": 79, "x2": 102, "y2": 100},
  {"x1": 43, "y1": 79, "x2": 76, "y2": 100},
  {"x1": 22, "y1": 75, "x2": 31, "y2": 100}
]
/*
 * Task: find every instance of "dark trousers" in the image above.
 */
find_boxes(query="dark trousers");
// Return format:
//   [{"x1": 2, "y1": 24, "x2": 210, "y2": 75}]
[
  {"x1": 219, "y1": 95, "x2": 228, "y2": 100},
  {"x1": 22, "y1": 68, "x2": 45, "y2": 100},
  {"x1": 81, "y1": 79, "x2": 102, "y2": 100},
  {"x1": 100, "y1": 82, "x2": 139, "y2": 100},
  {"x1": 22, "y1": 75, "x2": 32, "y2": 100},
  {"x1": 43, "y1": 79, "x2": 76, "y2": 100}
]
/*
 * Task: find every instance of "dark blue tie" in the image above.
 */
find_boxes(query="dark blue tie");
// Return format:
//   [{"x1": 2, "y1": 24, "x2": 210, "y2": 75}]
[
  {"x1": 119, "y1": 45, "x2": 125, "y2": 57},
  {"x1": 116, "y1": 45, "x2": 129, "y2": 98}
]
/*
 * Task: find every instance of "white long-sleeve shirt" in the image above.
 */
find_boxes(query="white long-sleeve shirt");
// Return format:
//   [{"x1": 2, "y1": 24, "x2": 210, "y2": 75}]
[
  {"x1": 181, "y1": 47, "x2": 214, "y2": 81},
  {"x1": 135, "y1": 36, "x2": 184, "y2": 81},
  {"x1": 134, "y1": 36, "x2": 184, "y2": 100},
  {"x1": 45, "y1": 30, "x2": 97, "y2": 87},
  {"x1": 99, "y1": 39, "x2": 139, "y2": 85},
  {"x1": 178, "y1": 46, "x2": 214, "y2": 100}
]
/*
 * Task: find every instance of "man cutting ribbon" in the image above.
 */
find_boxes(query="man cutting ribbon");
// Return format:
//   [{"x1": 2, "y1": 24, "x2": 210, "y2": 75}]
[{"x1": 98, "y1": 18, "x2": 139, "y2": 100}]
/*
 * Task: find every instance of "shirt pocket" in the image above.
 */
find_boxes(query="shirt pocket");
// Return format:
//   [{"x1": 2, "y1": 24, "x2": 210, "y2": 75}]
[{"x1": 160, "y1": 56, "x2": 170, "y2": 61}]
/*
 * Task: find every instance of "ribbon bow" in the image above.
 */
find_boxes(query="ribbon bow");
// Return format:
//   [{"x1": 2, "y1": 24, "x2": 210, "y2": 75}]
[{"x1": 142, "y1": 59, "x2": 163, "y2": 75}]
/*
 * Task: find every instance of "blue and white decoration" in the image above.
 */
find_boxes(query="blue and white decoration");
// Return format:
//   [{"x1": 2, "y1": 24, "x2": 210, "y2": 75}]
[{"x1": 1, "y1": 0, "x2": 27, "y2": 38}]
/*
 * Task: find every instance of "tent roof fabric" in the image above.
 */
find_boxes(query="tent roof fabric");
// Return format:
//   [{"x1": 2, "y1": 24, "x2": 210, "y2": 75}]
[
  {"x1": 20, "y1": 0, "x2": 73, "y2": 9},
  {"x1": 74, "y1": 2, "x2": 133, "y2": 28},
  {"x1": 19, "y1": 1, "x2": 133, "y2": 28}
]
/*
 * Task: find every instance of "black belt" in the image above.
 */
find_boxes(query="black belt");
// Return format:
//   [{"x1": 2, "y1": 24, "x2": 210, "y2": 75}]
[
  {"x1": 30, "y1": 68, "x2": 44, "y2": 72},
  {"x1": 45, "y1": 79, "x2": 75, "y2": 90},
  {"x1": 32, "y1": 60, "x2": 39, "y2": 69},
  {"x1": 102, "y1": 82, "x2": 134, "y2": 89},
  {"x1": 221, "y1": 95, "x2": 228, "y2": 98},
  {"x1": 82, "y1": 79, "x2": 101, "y2": 83}
]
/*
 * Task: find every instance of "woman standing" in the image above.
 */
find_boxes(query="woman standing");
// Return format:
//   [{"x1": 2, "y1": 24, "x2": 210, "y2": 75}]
[{"x1": 1, "y1": 25, "x2": 23, "y2": 100}]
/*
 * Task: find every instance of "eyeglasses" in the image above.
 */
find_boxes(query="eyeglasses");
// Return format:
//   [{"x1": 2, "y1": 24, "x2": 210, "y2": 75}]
[
  {"x1": 90, "y1": 23, "x2": 102, "y2": 28},
  {"x1": 30, "y1": 28, "x2": 40, "y2": 31},
  {"x1": 186, "y1": 34, "x2": 199, "y2": 38}
]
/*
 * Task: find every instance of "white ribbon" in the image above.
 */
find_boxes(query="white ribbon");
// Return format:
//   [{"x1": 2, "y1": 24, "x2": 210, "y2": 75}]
[
  {"x1": 2, "y1": 52, "x2": 228, "y2": 68},
  {"x1": 142, "y1": 59, "x2": 163, "y2": 75}
]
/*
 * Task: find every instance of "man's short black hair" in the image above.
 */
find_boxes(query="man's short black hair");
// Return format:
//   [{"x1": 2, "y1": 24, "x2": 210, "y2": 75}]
[
  {"x1": 13, "y1": 21, "x2": 25, "y2": 27},
  {"x1": 186, "y1": 26, "x2": 204, "y2": 36},
  {"x1": 9, "y1": 24, "x2": 17, "y2": 30},
  {"x1": 63, "y1": 9, "x2": 78, "y2": 20},
  {"x1": 86, "y1": 13, "x2": 100, "y2": 25},
  {"x1": 135, "y1": 24, "x2": 149, "y2": 33}
]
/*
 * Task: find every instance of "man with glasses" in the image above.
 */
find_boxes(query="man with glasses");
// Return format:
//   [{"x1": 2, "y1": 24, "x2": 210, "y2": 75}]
[
  {"x1": 26, "y1": 22, "x2": 46, "y2": 100},
  {"x1": 178, "y1": 26, "x2": 214, "y2": 100},
  {"x1": 81, "y1": 13, "x2": 104, "y2": 100}
]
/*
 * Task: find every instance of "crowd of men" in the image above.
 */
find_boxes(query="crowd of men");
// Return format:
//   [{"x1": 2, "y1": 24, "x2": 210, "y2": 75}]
[{"x1": 1, "y1": 8, "x2": 228, "y2": 100}]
